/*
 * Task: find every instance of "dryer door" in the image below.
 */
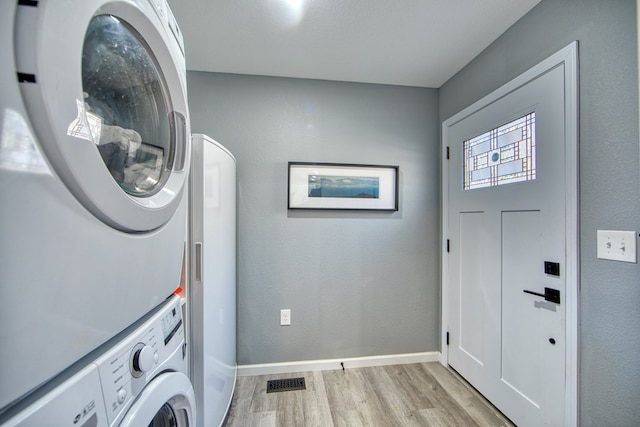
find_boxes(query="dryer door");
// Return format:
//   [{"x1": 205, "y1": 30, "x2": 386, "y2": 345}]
[
  {"x1": 14, "y1": 0, "x2": 190, "y2": 232},
  {"x1": 119, "y1": 372, "x2": 196, "y2": 427}
]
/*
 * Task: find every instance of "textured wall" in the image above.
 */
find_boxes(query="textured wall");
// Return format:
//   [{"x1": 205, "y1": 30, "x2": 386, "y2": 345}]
[
  {"x1": 439, "y1": 0, "x2": 640, "y2": 425},
  {"x1": 187, "y1": 73, "x2": 440, "y2": 365}
]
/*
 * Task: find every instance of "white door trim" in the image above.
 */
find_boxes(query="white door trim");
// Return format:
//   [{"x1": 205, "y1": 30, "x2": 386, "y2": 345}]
[{"x1": 440, "y1": 41, "x2": 579, "y2": 427}]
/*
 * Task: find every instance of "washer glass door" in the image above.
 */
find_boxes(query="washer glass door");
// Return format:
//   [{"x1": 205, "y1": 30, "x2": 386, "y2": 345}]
[
  {"x1": 82, "y1": 15, "x2": 173, "y2": 197},
  {"x1": 118, "y1": 372, "x2": 195, "y2": 427},
  {"x1": 149, "y1": 403, "x2": 180, "y2": 426}
]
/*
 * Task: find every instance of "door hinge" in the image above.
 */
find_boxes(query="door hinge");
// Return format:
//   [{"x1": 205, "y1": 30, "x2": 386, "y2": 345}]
[
  {"x1": 446, "y1": 239, "x2": 450, "y2": 253},
  {"x1": 446, "y1": 146, "x2": 450, "y2": 160},
  {"x1": 17, "y1": 73, "x2": 36, "y2": 83},
  {"x1": 446, "y1": 332, "x2": 450, "y2": 346}
]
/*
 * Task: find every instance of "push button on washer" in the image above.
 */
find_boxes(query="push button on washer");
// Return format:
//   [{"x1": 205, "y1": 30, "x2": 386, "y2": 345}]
[{"x1": 117, "y1": 388, "x2": 127, "y2": 404}]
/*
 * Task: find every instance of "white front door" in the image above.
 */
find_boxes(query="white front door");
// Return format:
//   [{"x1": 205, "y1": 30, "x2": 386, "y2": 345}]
[{"x1": 443, "y1": 45, "x2": 578, "y2": 427}]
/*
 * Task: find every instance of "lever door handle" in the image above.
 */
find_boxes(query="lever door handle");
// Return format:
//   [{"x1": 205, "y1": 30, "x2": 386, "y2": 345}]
[{"x1": 523, "y1": 287, "x2": 561, "y2": 304}]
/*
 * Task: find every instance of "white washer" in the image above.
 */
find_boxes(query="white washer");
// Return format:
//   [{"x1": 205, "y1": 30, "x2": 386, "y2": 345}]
[
  {"x1": 0, "y1": 365, "x2": 110, "y2": 427},
  {"x1": 1, "y1": 0, "x2": 190, "y2": 411},
  {"x1": 1, "y1": 295, "x2": 195, "y2": 427},
  {"x1": 96, "y1": 295, "x2": 195, "y2": 426}
]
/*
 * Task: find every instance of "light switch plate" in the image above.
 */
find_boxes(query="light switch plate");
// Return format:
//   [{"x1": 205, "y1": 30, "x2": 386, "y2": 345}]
[{"x1": 597, "y1": 230, "x2": 637, "y2": 263}]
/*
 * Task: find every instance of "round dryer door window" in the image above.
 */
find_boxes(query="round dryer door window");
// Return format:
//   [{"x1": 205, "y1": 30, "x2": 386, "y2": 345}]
[
  {"x1": 82, "y1": 15, "x2": 173, "y2": 197},
  {"x1": 14, "y1": 0, "x2": 190, "y2": 232}
]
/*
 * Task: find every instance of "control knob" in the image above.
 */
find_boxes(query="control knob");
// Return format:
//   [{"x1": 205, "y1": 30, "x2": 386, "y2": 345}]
[{"x1": 131, "y1": 345, "x2": 157, "y2": 376}]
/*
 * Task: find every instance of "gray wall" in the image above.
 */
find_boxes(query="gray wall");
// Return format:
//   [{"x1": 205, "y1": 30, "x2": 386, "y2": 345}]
[
  {"x1": 439, "y1": 0, "x2": 640, "y2": 425},
  {"x1": 187, "y1": 73, "x2": 440, "y2": 365}
]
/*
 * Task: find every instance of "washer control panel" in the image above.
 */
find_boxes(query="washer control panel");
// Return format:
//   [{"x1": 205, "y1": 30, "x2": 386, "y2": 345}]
[{"x1": 94, "y1": 296, "x2": 184, "y2": 426}]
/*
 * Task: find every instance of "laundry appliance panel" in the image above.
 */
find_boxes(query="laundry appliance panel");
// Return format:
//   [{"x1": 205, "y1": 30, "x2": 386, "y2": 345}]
[
  {"x1": 1, "y1": 295, "x2": 195, "y2": 426},
  {"x1": 0, "y1": 0, "x2": 190, "y2": 412},
  {"x1": 189, "y1": 134, "x2": 237, "y2": 427}
]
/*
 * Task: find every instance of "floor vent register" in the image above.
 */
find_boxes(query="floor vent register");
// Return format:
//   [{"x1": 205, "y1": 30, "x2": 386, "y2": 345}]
[{"x1": 266, "y1": 377, "x2": 306, "y2": 393}]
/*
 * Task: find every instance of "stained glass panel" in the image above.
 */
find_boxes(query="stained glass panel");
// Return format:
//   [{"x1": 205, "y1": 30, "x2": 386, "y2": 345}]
[{"x1": 463, "y1": 112, "x2": 536, "y2": 190}]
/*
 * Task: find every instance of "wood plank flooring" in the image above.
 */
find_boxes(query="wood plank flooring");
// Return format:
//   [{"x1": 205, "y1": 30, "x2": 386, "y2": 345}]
[{"x1": 224, "y1": 363, "x2": 514, "y2": 426}]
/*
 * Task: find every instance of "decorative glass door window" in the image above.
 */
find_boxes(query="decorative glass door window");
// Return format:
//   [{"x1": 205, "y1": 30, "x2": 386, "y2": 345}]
[{"x1": 463, "y1": 112, "x2": 536, "y2": 190}]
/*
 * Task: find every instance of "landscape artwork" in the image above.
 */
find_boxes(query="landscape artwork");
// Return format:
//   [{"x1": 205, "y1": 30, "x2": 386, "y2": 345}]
[
  {"x1": 308, "y1": 175, "x2": 380, "y2": 199},
  {"x1": 288, "y1": 162, "x2": 398, "y2": 210}
]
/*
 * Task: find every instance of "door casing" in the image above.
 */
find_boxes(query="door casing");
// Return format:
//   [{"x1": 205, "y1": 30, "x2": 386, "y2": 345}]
[{"x1": 440, "y1": 41, "x2": 579, "y2": 426}]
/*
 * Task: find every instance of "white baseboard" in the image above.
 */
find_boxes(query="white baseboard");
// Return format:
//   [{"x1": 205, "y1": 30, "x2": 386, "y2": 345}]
[{"x1": 237, "y1": 351, "x2": 441, "y2": 377}]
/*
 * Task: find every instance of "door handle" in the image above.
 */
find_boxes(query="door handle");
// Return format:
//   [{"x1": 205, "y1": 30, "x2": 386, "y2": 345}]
[
  {"x1": 194, "y1": 242, "x2": 202, "y2": 284},
  {"x1": 523, "y1": 287, "x2": 561, "y2": 304},
  {"x1": 170, "y1": 111, "x2": 187, "y2": 172}
]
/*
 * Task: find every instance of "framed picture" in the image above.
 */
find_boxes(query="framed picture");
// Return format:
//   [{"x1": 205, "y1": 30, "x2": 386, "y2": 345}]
[{"x1": 288, "y1": 162, "x2": 399, "y2": 211}]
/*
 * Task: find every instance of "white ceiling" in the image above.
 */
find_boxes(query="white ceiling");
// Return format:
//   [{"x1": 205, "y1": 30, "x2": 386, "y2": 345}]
[{"x1": 167, "y1": 0, "x2": 541, "y2": 88}]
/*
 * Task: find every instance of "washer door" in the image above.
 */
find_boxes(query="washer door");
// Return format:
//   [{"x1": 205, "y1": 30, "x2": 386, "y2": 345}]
[
  {"x1": 15, "y1": 0, "x2": 190, "y2": 232},
  {"x1": 120, "y1": 372, "x2": 196, "y2": 427}
]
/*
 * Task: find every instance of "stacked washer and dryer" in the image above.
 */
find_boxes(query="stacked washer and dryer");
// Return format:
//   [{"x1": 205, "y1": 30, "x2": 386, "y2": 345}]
[{"x1": 1, "y1": 0, "x2": 196, "y2": 425}]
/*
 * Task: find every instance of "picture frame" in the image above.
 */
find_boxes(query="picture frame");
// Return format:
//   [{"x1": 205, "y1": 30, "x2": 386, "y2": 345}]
[{"x1": 288, "y1": 162, "x2": 399, "y2": 211}]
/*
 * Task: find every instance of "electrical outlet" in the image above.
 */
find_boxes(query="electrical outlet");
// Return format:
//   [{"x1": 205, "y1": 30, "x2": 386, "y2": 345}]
[
  {"x1": 597, "y1": 230, "x2": 637, "y2": 263},
  {"x1": 280, "y1": 309, "x2": 291, "y2": 326}
]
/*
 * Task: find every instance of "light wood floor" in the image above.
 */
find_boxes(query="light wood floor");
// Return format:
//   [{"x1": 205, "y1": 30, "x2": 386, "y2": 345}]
[{"x1": 224, "y1": 362, "x2": 514, "y2": 426}]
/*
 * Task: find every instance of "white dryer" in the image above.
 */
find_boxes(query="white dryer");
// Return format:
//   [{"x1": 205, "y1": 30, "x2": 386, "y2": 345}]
[
  {"x1": 1, "y1": 295, "x2": 196, "y2": 427},
  {"x1": 0, "y1": 0, "x2": 190, "y2": 412}
]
